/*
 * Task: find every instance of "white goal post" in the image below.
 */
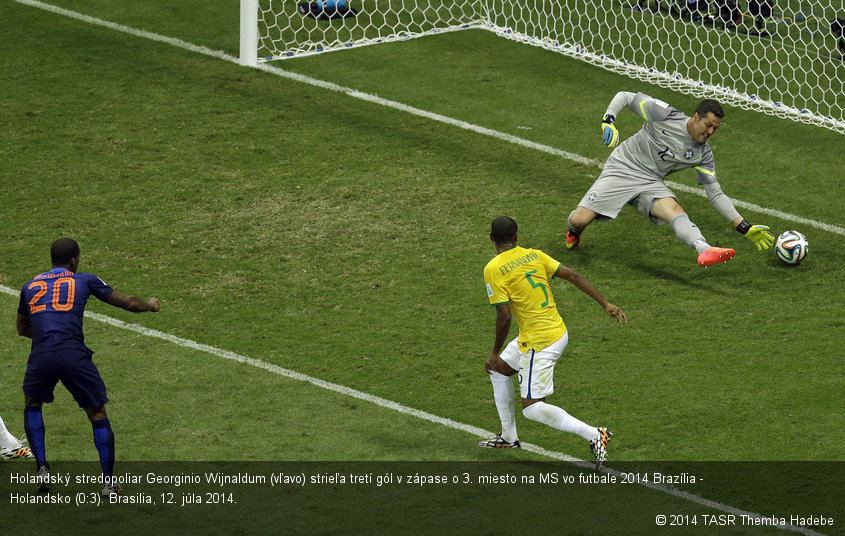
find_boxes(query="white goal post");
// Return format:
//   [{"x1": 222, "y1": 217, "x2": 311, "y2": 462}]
[{"x1": 240, "y1": 0, "x2": 845, "y2": 134}]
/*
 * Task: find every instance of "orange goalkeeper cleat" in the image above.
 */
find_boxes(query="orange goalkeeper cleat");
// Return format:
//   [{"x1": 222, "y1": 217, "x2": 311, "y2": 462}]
[
  {"x1": 697, "y1": 246, "x2": 736, "y2": 267},
  {"x1": 565, "y1": 230, "x2": 581, "y2": 250}
]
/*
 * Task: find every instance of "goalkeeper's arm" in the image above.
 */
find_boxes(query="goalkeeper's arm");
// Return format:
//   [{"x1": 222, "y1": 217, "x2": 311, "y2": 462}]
[
  {"x1": 600, "y1": 92, "x2": 637, "y2": 147},
  {"x1": 703, "y1": 182, "x2": 774, "y2": 251},
  {"x1": 604, "y1": 91, "x2": 638, "y2": 120}
]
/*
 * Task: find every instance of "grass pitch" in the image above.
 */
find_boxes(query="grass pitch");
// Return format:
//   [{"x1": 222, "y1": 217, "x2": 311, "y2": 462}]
[
  {"x1": 0, "y1": 0, "x2": 843, "y2": 533},
  {"x1": 1, "y1": 0, "x2": 842, "y2": 463}
]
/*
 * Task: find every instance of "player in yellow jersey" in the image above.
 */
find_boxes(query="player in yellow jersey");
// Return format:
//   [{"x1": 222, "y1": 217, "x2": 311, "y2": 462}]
[{"x1": 480, "y1": 216, "x2": 627, "y2": 470}]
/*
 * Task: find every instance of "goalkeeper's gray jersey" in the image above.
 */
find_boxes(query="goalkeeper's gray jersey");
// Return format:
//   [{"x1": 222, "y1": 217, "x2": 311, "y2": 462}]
[{"x1": 604, "y1": 92, "x2": 717, "y2": 186}]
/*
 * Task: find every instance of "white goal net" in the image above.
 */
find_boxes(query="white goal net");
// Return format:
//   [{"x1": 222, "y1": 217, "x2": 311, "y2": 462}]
[{"x1": 240, "y1": 0, "x2": 845, "y2": 134}]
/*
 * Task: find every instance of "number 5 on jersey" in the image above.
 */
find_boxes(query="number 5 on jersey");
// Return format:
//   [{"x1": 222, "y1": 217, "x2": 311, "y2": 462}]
[{"x1": 525, "y1": 270, "x2": 549, "y2": 308}]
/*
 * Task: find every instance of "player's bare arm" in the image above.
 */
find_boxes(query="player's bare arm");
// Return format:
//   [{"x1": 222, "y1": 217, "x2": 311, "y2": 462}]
[
  {"x1": 555, "y1": 265, "x2": 627, "y2": 324},
  {"x1": 485, "y1": 303, "x2": 512, "y2": 373},
  {"x1": 106, "y1": 291, "x2": 161, "y2": 313},
  {"x1": 16, "y1": 313, "x2": 33, "y2": 338}
]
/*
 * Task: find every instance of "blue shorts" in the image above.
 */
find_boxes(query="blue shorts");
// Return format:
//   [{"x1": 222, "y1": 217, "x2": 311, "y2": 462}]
[{"x1": 23, "y1": 349, "x2": 109, "y2": 408}]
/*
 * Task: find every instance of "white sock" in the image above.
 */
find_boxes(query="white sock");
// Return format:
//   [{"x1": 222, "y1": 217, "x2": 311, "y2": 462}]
[
  {"x1": 0, "y1": 414, "x2": 22, "y2": 450},
  {"x1": 522, "y1": 402, "x2": 597, "y2": 441},
  {"x1": 670, "y1": 213, "x2": 710, "y2": 254},
  {"x1": 489, "y1": 372, "x2": 518, "y2": 443}
]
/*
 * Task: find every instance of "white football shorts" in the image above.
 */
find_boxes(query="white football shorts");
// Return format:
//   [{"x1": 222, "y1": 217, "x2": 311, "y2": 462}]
[{"x1": 500, "y1": 331, "x2": 569, "y2": 400}]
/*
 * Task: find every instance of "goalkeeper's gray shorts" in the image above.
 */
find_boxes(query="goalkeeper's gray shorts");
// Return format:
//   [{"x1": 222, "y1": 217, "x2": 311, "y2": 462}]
[{"x1": 577, "y1": 172, "x2": 677, "y2": 226}]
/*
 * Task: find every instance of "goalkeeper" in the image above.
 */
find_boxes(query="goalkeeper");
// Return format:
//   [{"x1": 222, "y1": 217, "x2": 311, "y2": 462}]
[{"x1": 565, "y1": 91, "x2": 774, "y2": 267}]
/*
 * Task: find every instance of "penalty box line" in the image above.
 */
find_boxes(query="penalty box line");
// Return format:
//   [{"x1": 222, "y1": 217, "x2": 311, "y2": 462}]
[
  {"x1": 12, "y1": 0, "x2": 845, "y2": 238},
  {"x1": 0, "y1": 285, "x2": 823, "y2": 535}
]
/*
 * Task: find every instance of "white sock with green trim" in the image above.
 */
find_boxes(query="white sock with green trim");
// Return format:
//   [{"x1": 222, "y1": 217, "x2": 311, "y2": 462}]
[
  {"x1": 522, "y1": 401, "x2": 596, "y2": 441},
  {"x1": 489, "y1": 372, "x2": 518, "y2": 443}
]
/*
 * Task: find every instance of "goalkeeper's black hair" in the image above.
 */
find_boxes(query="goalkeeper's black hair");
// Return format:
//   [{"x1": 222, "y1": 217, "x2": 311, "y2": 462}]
[
  {"x1": 51, "y1": 238, "x2": 80, "y2": 266},
  {"x1": 491, "y1": 216, "x2": 518, "y2": 244},
  {"x1": 695, "y1": 99, "x2": 724, "y2": 119}
]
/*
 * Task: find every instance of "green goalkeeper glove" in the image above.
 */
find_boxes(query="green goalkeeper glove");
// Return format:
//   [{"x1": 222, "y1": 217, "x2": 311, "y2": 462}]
[
  {"x1": 737, "y1": 220, "x2": 774, "y2": 251},
  {"x1": 601, "y1": 114, "x2": 619, "y2": 147}
]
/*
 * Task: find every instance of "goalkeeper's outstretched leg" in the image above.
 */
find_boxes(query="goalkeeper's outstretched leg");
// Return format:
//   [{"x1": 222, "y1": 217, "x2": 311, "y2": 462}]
[{"x1": 653, "y1": 198, "x2": 737, "y2": 267}]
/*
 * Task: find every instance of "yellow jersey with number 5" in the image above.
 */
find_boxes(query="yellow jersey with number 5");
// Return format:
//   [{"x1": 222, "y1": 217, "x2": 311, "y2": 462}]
[{"x1": 484, "y1": 246, "x2": 566, "y2": 352}]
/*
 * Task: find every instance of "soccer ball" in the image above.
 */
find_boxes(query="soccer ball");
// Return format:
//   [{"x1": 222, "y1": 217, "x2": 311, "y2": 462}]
[{"x1": 775, "y1": 230, "x2": 808, "y2": 265}]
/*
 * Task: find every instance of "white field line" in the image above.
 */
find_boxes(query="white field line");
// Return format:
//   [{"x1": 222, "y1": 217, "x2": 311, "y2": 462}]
[
  {"x1": 0, "y1": 286, "x2": 826, "y2": 535},
  {"x1": 13, "y1": 0, "x2": 845, "y2": 237}
]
